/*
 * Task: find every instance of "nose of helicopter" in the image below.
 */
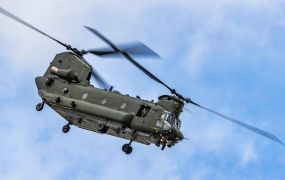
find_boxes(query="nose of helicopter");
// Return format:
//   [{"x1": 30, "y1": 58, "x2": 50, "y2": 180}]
[{"x1": 171, "y1": 126, "x2": 184, "y2": 140}]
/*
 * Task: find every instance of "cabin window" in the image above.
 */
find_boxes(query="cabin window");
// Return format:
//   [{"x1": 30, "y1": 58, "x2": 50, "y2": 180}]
[
  {"x1": 136, "y1": 105, "x2": 151, "y2": 117},
  {"x1": 120, "y1": 103, "x2": 127, "y2": 109},
  {"x1": 62, "y1": 88, "x2": 69, "y2": 94},
  {"x1": 101, "y1": 98, "x2": 107, "y2": 104},
  {"x1": 82, "y1": 93, "x2": 88, "y2": 100}
]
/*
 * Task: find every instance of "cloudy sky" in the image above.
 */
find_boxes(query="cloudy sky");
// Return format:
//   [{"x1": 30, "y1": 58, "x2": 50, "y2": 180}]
[{"x1": 0, "y1": 0, "x2": 285, "y2": 179}]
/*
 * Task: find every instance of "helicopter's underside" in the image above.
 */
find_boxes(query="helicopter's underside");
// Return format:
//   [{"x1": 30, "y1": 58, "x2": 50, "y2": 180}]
[{"x1": 47, "y1": 102, "x2": 153, "y2": 145}]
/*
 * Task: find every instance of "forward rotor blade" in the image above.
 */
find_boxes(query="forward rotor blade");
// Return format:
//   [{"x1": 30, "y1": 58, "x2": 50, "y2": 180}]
[
  {"x1": 87, "y1": 41, "x2": 161, "y2": 58},
  {"x1": 0, "y1": 6, "x2": 69, "y2": 49},
  {"x1": 84, "y1": 26, "x2": 173, "y2": 92},
  {"x1": 189, "y1": 101, "x2": 284, "y2": 146}
]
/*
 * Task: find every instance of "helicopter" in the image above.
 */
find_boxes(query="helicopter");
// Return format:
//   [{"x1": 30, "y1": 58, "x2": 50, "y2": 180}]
[{"x1": 0, "y1": 6, "x2": 283, "y2": 155}]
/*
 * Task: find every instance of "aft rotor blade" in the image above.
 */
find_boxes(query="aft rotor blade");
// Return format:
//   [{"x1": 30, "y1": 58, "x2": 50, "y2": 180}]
[
  {"x1": 84, "y1": 26, "x2": 119, "y2": 52},
  {"x1": 88, "y1": 49, "x2": 115, "y2": 56},
  {"x1": 189, "y1": 100, "x2": 284, "y2": 146},
  {"x1": 84, "y1": 26, "x2": 173, "y2": 92},
  {"x1": 87, "y1": 41, "x2": 161, "y2": 58},
  {"x1": 91, "y1": 69, "x2": 110, "y2": 89},
  {"x1": 122, "y1": 52, "x2": 173, "y2": 91},
  {"x1": 82, "y1": 59, "x2": 110, "y2": 89},
  {"x1": 0, "y1": 6, "x2": 70, "y2": 49}
]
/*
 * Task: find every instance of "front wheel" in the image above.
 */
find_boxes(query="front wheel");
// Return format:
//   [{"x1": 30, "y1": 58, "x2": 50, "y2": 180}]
[{"x1": 122, "y1": 144, "x2": 133, "y2": 154}]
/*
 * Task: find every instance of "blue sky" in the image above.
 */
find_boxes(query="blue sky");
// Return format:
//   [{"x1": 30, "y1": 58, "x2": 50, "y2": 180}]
[{"x1": 0, "y1": 0, "x2": 285, "y2": 179}]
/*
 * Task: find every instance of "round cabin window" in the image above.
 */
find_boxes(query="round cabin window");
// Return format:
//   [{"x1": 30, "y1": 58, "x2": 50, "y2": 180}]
[
  {"x1": 120, "y1": 103, "x2": 127, "y2": 109},
  {"x1": 82, "y1": 93, "x2": 88, "y2": 100},
  {"x1": 101, "y1": 98, "x2": 107, "y2": 104},
  {"x1": 62, "y1": 88, "x2": 69, "y2": 94}
]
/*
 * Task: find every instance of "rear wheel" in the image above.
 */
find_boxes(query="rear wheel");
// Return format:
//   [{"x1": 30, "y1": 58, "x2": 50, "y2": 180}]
[{"x1": 62, "y1": 124, "x2": 70, "y2": 133}]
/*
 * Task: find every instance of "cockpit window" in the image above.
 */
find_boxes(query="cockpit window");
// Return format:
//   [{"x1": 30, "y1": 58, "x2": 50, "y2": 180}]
[
  {"x1": 161, "y1": 113, "x2": 167, "y2": 120},
  {"x1": 167, "y1": 114, "x2": 175, "y2": 125},
  {"x1": 176, "y1": 119, "x2": 181, "y2": 129},
  {"x1": 161, "y1": 111, "x2": 180, "y2": 128}
]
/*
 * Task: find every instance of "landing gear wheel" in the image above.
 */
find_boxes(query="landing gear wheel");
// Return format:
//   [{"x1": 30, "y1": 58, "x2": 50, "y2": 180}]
[
  {"x1": 36, "y1": 102, "x2": 44, "y2": 111},
  {"x1": 122, "y1": 144, "x2": 133, "y2": 154},
  {"x1": 62, "y1": 124, "x2": 70, "y2": 133}
]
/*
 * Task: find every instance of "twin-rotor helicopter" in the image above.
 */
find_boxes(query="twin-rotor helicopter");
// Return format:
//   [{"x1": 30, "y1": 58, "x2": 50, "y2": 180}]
[{"x1": 0, "y1": 6, "x2": 283, "y2": 154}]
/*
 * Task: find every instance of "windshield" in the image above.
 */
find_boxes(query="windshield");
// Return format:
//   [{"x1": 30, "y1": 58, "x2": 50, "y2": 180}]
[{"x1": 161, "y1": 111, "x2": 181, "y2": 129}]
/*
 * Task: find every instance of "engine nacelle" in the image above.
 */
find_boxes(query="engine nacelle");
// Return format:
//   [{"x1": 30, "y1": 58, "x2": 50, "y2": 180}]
[{"x1": 50, "y1": 66, "x2": 78, "y2": 82}]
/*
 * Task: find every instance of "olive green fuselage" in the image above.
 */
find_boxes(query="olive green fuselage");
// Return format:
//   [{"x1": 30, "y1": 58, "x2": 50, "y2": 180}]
[{"x1": 35, "y1": 52, "x2": 184, "y2": 148}]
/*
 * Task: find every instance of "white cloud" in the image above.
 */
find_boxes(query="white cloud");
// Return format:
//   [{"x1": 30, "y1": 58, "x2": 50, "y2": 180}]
[
  {"x1": 183, "y1": 34, "x2": 210, "y2": 76},
  {"x1": 238, "y1": 140, "x2": 258, "y2": 166}
]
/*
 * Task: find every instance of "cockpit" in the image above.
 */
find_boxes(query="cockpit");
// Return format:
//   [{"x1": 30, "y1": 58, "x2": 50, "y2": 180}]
[
  {"x1": 160, "y1": 111, "x2": 181, "y2": 129},
  {"x1": 156, "y1": 110, "x2": 184, "y2": 143}
]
